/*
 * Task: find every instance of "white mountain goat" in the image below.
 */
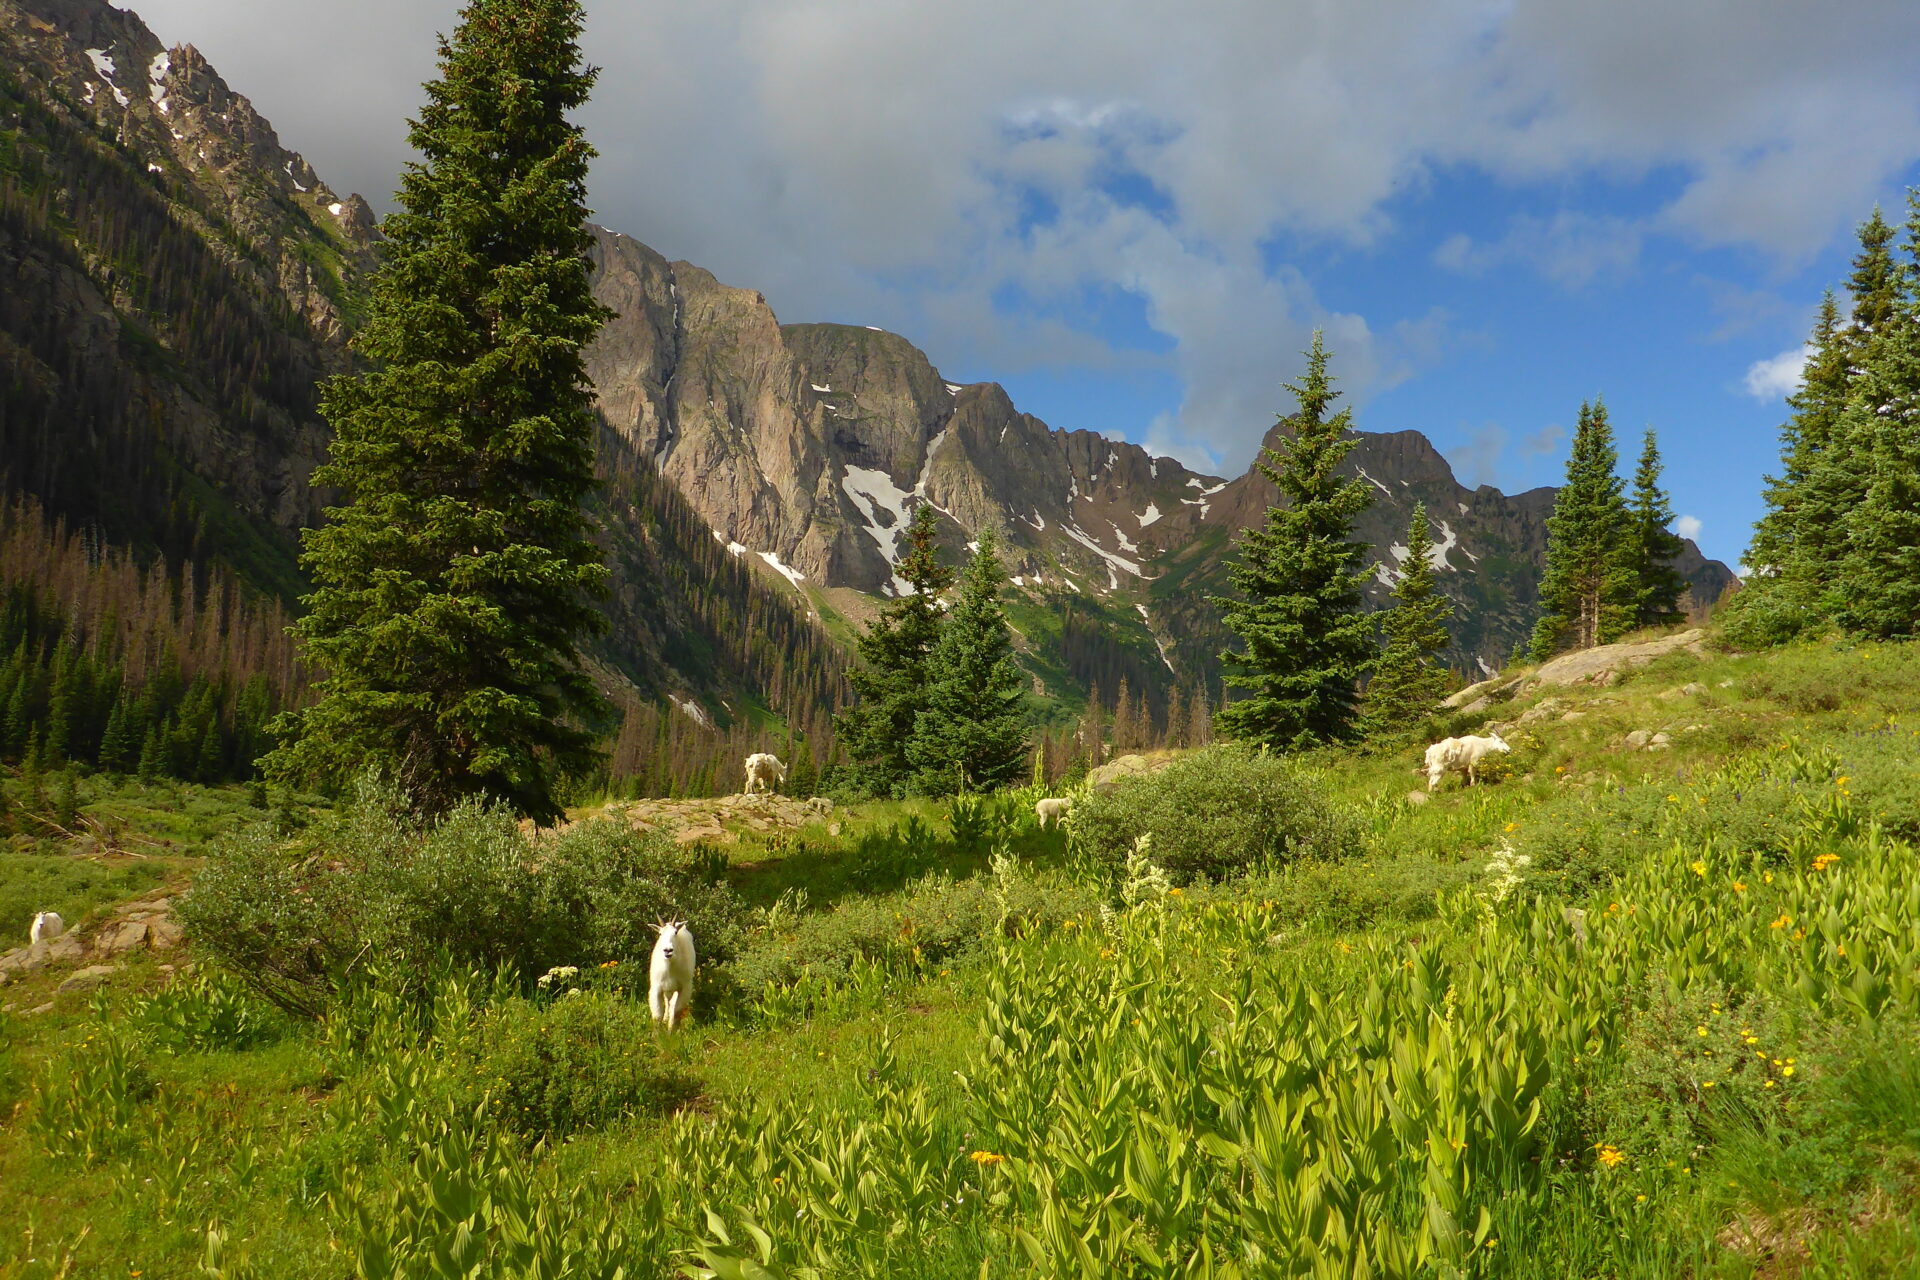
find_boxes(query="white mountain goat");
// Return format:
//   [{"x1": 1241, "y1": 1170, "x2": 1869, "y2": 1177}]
[
  {"x1": 648, "y1": 920, "x2": 696, "y2": 1030},
  {"x1": 743, "y1": 752, "x2": 787, "y2": 795},
  {"x1": 1423, "y1": 732, "x2": 1511, "y2": 791},
  {"x1": 1035, "y1": 796, "x2": 1073, "y2": 829},
  {"x1": 30, "y1": 910, "x2": 65, "y2": 946}
]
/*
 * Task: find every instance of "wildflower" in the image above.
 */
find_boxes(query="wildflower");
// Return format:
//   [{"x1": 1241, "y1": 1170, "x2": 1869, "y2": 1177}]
[
  {"x1": 1168, "y1": 887, "x2": 1184, "y2": 897},
  {"x1": 1812, "y1": 852, "x2": 1841, "y2": 872},
  {"x1": 1764, "y1": 1081, "x2": 1776, "y2": 1089},
  {"x1": 1595, "y1": 1144, "x2": 1626, "y2": 1168},
  {"x1": 1691, "y1": 860, "x2": 1707, "y2": 876},
  {"x1": 1764, "y1": 871, "x2": 1774, "y2": 885},
  {"x1": 600, "y1": 960, "x2": 619, "y2": 969},
  {"x1": 1636, "y1": 1194, "x2": 1648, "y2": 1202},
  {"x1": 1769, "y1": 912, "x2": 1792, "y2": 930},
  {"x1": 1782, "y1": 1066, "x2": 1795, "y2": 1077},
  {"x1": 1702, "y1": 1081, "x2": 1717, "y2": 1088},
  {"x1": 1338, "y1": 941, "x2": 1354, "y2": 954},
  {"x1": 1504, "y1": 821, "x2": 1520, "y2": 833},
  {"x1": 1667, "y1": 794, "x2": 1680, "y2": 803},
  {"x1": 1099, "y1": 948, "x2": 1116, "y2": 961},
  {"x1": 1555, "y1": 766, "x2": 1566, "y2": 774},
  {"x1": 1836, "y1": 776, "x2": 1850, "y2": 787},
  {"x1": 1696, "y1": 1026, "x2": 1708, "y2": 1037},
  {"x1": 1733, "y1": 881, "x2": 1747, "y2": 893},
  {"x1": 969, "y1": 1151, "x2": 1006, "y2": 1166}
]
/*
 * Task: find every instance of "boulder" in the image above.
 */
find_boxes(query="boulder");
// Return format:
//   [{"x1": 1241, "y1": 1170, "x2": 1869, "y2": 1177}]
[
  {"x1": 1087, "y1": 753, "x2": 1170, "y2": 789},
  {"x1": 56, "y1": 964, "x2": 120, "y2": 994},
  {"x1": 1405, "y1": 790, "x2": 1431, "y2": 806},
  {"x1": 1658, "y1": 681, "x2": 1709, "y2": 700},
  {"x1": 1530, "y1": 629, "x2": 1709, "y2": 689},
  {"x1": 97, "y1": 920, "x2": 150, "y2": 957},
  {"x1": 1442, "y1": 676, "x2": 1522, "y2": 710}
]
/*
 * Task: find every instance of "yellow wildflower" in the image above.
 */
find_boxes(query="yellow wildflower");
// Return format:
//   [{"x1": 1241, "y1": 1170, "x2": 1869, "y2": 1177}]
[
  {"x1": 1696, "y1": 1026, "x2": 1709, "y2": 1037},
  {"x1": 1769, "y1": 912, "x2": 1792, "y2": 930},
  {"x1": 1733, "y1": 881, "x2": 1747, "y2": 892},
  {"x1": 1504, "y1": 821, "x2": 1520, "y2": 833},
  {"x1": 969, "y1": 1151, "x2": 1006, "y2": 1166},
  {"x1": 1168, "y1": 887, "x2": 1183, "y2": 897},
  {"x1": 1595, "y1": 1144, "x2": 1626, "y2": 1168},
  {"x1": 1691, "y1": 860, "x2": 1707, "y2": 876},
  {"x1": 1099, "y1": 948, "x2": 1116, "y2": 961},
  {"x1": 1782, "y1": 1066, "x2": 1795, "y2": 1077},
  {"x1": 1764, "y1": 871, "x2": 1775, "y2": 884},
  {"x1": 1812, "y1": 852, "x2": 1841, "y2": 872}
]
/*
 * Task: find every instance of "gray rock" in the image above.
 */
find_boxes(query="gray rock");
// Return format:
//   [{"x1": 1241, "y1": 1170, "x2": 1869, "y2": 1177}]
[
  {"x1": 56, "y1": 964, "x2": 120, "y2": 994},
  {"x1": 1405, "y1": 790, "x2": 1431, "y2": 806},
  {"x1": 1531, "y1": 630, "x2": 1709, "y2": 689},
  {"x1": 1559, "y1": 710, "x2": 1588, "y2": 722},
  {"x1": 1624, "y1": 729, "x2": 1654, "y2": 750},
  {"x1": 97, "y1": 920, "x2": 150, "y2": 957}
]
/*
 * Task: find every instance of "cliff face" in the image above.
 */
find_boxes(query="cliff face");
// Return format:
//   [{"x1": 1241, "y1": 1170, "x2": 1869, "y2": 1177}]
[{"x1": 583, "y1": 229, "x2": 1736, "y2": 692}]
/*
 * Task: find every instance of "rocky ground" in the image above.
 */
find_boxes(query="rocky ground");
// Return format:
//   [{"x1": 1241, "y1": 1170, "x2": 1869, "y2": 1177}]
[
  {"x1": 0, "y1": 887, "x2": 186, "y2": 1013},
  {"x1": 545, "y1": 791, "x2": 840, "y2": 845}
]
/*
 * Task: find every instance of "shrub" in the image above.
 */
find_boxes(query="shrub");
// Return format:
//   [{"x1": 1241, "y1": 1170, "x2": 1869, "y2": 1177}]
[
  {"x1": 459, "y1": 991, "x2": 699, "y2": 1139},
  {"x1": 181, "y1": 781, "x2": 749, "y2": 1016},
  {"x1": 1252, "y1": 855, "x2": 1480, "y2": 932},
  {"x1": 1068, "y1": 744, "x2": 1361, "y2": 883}
]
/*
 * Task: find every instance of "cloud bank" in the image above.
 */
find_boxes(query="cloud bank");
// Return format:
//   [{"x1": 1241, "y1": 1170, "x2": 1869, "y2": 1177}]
[{"x1": 132, "y1": 0, "x2": 1920, "y2": 470}]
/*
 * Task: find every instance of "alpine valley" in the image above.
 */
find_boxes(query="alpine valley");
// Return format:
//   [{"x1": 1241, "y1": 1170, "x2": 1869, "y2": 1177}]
[{"x1": 0, "y1": 0, "x2": 1734, "y2": 762}]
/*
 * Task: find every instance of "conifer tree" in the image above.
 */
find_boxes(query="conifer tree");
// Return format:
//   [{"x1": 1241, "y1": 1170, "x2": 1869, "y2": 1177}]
[
  {"x1": 1837, "y1": 192, "x2": 1920, "y2": 639},
  {"x1": 909, "y1": 533, "x2": 1029, "y2": 793},
  {"x1": 265, "y1": 0, "x2": 611, "y2": 821},
  {"x1": 1530, "y1": 400, "x2": 1637, "y2": 658},
  {"x1": 1628, "y1": 429, "x2": 1687, "y2": 629},
  {"x1": 833, "y1": 505, "x2": 953, "y2": 796},
  {"x1": 1214, "y1": 334, "x2": 1374, "y2": 750},
  {"x1": 1734, "y1": 291, "x2": 1850, "y2": 643},
  {"x1": 1361, "y1": 503, "x2": 1455, "y2": 735}
]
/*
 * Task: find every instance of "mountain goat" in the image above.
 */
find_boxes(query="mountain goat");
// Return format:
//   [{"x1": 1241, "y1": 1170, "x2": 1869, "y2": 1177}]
[
  {"x1": 1423, "y1": 732, "x2": 1511, "y2": 791},
  {"x1": 649, "y1": 920, "x2": 696, "y2": 1030},
  {"x1": 1035, "y1": 796, "x2": 1073, "y2": 829},
  {"x1": 743, "y1": 752, "x2": 786, "y2": 795},
  {"x1": 29, "y1": 910, "x2": 65, "y2": 946}
]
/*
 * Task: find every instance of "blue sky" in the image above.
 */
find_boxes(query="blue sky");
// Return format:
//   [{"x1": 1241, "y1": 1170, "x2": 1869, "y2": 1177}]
[{"x1": 136, "y1": 0, "x2": 1920, "y2": 569}]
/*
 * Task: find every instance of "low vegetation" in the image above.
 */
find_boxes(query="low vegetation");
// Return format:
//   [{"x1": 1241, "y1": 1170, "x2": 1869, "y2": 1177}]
[{"x1": 4, "y1": 631, "x2": 1920, "y2": 1276}]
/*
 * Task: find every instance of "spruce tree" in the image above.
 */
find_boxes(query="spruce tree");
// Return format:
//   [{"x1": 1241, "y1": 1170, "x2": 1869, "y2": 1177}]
[
  {"x1": 1628, "y1": 429, "x2": 1687, "y2": 629},
  {"x1": 1837, "y1": 191, "x2": 1920, "y2": 639},
  {"x1": 833, "y1": 505, "x2": 953, "y2": 796},
  {"x1": 908, "y1": 532, "x2": 1030, "y2": 794},
  {"x1": 265, "y1": 0, "x2": 611, "y2": 821},
  {"x1": 1213, "y1": 334, "x2": 1374, "y2": 750},
  {"x1": 1361, "y1": 503, "x2": 1455, "y2": 735},
  {"x1": 1530, "y1": 400, "x2": 1637, "y2": 658},
  {"x1": 1734, "y1": 292, "x2": 1850, "y2": 644},
  {"x1": 1789, "y1": 210, "x2": 1907, "y2": 615}
]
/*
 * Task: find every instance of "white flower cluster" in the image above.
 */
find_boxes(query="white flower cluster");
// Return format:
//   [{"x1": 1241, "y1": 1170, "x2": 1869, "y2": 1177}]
[
  {"x1": 536, "y1": 964, "x2": 581, "y2": 994},
  {"x1": 1482, "y1": 843, "x2": 1533, "y2": 904}
]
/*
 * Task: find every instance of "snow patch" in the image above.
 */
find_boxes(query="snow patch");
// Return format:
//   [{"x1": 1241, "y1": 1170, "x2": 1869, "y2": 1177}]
[
  {"x1": 86, "y1": 49, "x2": 115, "y2": 79},
  {"x1": 148, "y1": 52, "x2": 169, "y2": 109},
  {"x1": 842, "y1": 465, "x2": 916, "y2": 594},
  {"x1": 1138, "y1": 503, "x2": 1162, "y2": 528},
  {"x1": 669, "y1": 694, "x2": 713, "y2": 730},
  {"x1": 944, "y1": 382, "x2": 963, "y2": 395},
  {"x1": 328, "y1": 202, "x2": 345, "y2": 217},
  {"x1": 864, "y1": 325, "x2": 883, "y2": 331},
  {"x1": 284, "y1": 160, "x2": 309, "y2": 192},
  {"x1": 811, "y1": 383, "x2": 832, "y2": 393},
  {"x1": 1026, "y1": 511, "x2": 1047, "y2": 531},
  {"x1": 1476, "y1": 656, "x2": 1496, "y2": 678},
  {"x1": 146, "y1": 162, "x2": 162, "y2": 174},
  {"x1": 1186, "y1": 477, "x2": 1229, "y2": 495},
  {"x1": 1061, "y1": 523, "x2": 1142, "y2": 587},
  {"x1": 757, "y1": 550, "x2": 807, "y2": 590},
  {"x1": 1113, "y1": 524, "x2": 1139, "y2": 554},
  {"x1": 1429, "y1": 521, "x2": 1460, "y2": 570},
  {"x1": 1457, "y1": 502, "x2": 1469, "y2": 516},
  {"x1": 82, "y1": 83, "x2": 95, "y2": 105},
  {"x1": 1354, "y1": 467, "x2": 1394, "y2": 499}
]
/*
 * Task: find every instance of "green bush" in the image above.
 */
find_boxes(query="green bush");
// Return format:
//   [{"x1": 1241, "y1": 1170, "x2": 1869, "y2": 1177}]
[
  {"x1": 1253, "y1": 855, "x2": 1480, "y2": 932},
  {"x1": 1068, "y1": 744, "x2": 1361, "y2": 883},
  {"x1": 460, "y1": 990, "x2": 699, "y2": 1139},
  {"x1": 181, "y1": 782, "x2": 749, "y2": 1016}
]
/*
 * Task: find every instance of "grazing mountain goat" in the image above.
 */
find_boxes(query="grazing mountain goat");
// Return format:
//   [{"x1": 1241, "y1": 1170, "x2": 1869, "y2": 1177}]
[
  {"x1": 1423, "y1": 732, "x2": 1511, "y2": 792},
  {"x1": 649, "y1": 920, "x2": 696, "y2": 1030},
  {"x1": 29, "y1": 910, "x2": 65, "y2": 946},
  {"x1": 743, "y1": 752, "x2": 786, "y2": 795},
  {"x1": 1035, "y1": 796, "x2": 1073, "y2": 829}
]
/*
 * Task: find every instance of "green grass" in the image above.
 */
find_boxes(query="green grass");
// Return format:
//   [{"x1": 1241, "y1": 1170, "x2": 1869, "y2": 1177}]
[{"x1": 5, "y1": 630, "x2": 1920, "y2": 1276}]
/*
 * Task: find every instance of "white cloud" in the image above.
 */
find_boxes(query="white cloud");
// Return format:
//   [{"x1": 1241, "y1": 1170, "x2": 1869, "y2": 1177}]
[
  {"x1": 128, "y1": 0, "x2": 1920, "y2": 471},
  {"x1": 1675, "y1": 514, "x2": 1703, "y2": 541},
  {"x1": 1743, "y1": 346, "x2": 1811, "y2": 400}
]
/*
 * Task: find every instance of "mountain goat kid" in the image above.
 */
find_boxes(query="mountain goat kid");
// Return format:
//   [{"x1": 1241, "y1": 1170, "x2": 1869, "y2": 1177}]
[
  {"x1": 649, "y1": 920, "x2": 696, "y2": 1030},
  {"x1": 1423, "y1": 732, "x2": 1511, "y2": 791}
]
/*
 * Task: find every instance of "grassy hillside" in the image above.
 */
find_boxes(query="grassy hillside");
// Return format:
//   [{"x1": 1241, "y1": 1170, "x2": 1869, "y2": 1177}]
[{"x1": 3, "y1": 630, "x2": 1920, "y2": 1276}]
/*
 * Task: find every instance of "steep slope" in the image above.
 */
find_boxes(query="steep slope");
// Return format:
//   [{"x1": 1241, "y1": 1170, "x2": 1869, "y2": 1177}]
[
  {"x1": 0, "y1": 0, "x2": 846, "y2": 757},
  {"x1": 0, "y1": 0, "x2": 374, "y2": 592}
]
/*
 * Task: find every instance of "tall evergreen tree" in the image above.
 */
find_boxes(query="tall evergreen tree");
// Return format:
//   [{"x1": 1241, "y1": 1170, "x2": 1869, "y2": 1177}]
[
  {"x1": 1361, "y1": 503, "x2": 1455, "y2": 735},
  {"x1": 908, "y1": 533, "x2": 1029, "y2": 793},
  {"x1": 264, "y1": 0, "x2": 612, "y2": 821},
  {"x1": 833, "y1": 505, "x2": 953, "y2": 796},
  {"x1": 1530, "y1": 400, "x2": 1637, "y2": 658},
  {"x1": 1213, "y1": 334, "x2": 1375, "y2": 750},
  {"x1": 1837, "y1": 192, "x2": 1920, "y2": 639},
  {"x1": 1628, "y1": 429, "x2": 1687, "y2": 629}
]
